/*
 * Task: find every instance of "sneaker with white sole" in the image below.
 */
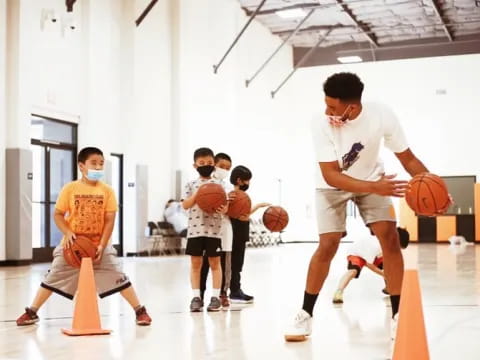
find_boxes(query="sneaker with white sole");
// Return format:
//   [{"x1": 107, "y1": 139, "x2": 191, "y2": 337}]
[
  {"x1": 284, "y1": 309, "x2": 312, "y2": 342},
  {"x1": 332, "y1": 290, "x2": 344, "y2": 304},
  {"x1": 389, "y1": 313, "x2": 399, "y2": 357}
]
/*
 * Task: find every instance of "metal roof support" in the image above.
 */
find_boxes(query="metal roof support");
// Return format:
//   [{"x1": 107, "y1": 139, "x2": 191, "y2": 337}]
[
  {"x1": 270, "y1": 29, "x2": 332, "y2": 99},
  {"x1": 245, "y1": 8, "x2": 316, "y2": 88},
  {"x1": 336, "y1": 0, "x2": 378, "y2": 48},
  {"x1": 429, "y1": 0, "x2": 454, "y2": 41},
  {"x1": 213, "y1": 0, "x2": 267, "y2": 74},
  {"x1": 242, "y1": 0, "x2": 419, "y2": 16},
  {"x1": 136, "y1": 0, "x2": 159, "y2": 27}
]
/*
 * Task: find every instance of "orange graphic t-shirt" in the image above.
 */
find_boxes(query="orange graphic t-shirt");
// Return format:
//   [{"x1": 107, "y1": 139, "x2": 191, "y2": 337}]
[{"x1": 55, "y1": 180, "x2": 118, "y2": 246}]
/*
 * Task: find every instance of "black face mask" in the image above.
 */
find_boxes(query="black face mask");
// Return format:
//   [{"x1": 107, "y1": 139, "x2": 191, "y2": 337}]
[
  {"x1": 197, "y1": 165, "x2": 215, "y2": 177},
  {"x1": 239, "y1": 184, "x2": 249, "y2": 191}
]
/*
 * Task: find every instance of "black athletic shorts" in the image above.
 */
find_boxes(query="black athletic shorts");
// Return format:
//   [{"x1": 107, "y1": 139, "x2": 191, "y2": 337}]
[{"x1": 186, "y1": 237, "x2": 222, "y2": 257}]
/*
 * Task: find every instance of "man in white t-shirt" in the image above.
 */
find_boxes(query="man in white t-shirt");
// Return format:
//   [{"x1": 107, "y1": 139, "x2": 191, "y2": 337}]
[
  {"x1": 284, "y1": 72, "x2": 450, "y2": 342},
  {"x1": 332, "y1": 227, "x2": 410, "y2": 304}
]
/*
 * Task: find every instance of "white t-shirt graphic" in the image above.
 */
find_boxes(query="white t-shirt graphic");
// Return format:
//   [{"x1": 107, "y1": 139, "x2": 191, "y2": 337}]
[{"x1": 312, "y1": 102, "x2": 408, "y2": 189}]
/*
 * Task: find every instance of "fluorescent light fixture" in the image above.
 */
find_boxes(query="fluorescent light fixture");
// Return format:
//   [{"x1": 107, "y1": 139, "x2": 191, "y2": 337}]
[
  {"x1": 337, "y1": 56, "x2": 363, "y2": 63},
  {"x1": 275, "y1": 9, "x2": 307, "y2": 19}
]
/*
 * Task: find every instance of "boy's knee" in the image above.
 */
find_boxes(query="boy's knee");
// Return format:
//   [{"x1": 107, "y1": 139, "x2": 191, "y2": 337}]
[{"x1": 208, "y1": 257, "x2": 221, "y2": 271}]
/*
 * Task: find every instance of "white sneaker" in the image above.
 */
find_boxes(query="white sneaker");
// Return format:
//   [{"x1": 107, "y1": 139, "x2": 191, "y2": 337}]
[
  {"x1": 332, "y1": 290, "x2": 343, "y2": 304},
  {"x1": 389, "y1": 313, "x2": 399, "y2": 358},
  {"x1": 284, "y1": 309, "x2": 312, "y2": 342}
]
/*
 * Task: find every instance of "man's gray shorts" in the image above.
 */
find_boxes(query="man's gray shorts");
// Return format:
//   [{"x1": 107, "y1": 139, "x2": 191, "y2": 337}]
[{"x1": 315, "y1": 188, "x2": 396, "y2": 235}]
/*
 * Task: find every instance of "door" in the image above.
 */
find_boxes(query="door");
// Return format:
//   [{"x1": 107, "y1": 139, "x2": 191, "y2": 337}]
[{"x1": 31, "y1": 115, "x2": 77, "y2": 262}]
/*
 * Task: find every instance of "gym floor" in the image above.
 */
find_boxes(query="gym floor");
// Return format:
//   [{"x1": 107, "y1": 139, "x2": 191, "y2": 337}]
[{"x1": 1, "y1": 243, "x2": 479, "y2": 360}]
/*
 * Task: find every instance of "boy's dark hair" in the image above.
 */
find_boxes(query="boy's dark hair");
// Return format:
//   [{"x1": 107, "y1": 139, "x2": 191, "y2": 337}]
[
  {"x1": 215, "y1": 152, "x2": 231, "y2": 164},
  {"x1": 193, "y1": 147, "x2": 214, "y2": 161},
  {"x1": 230, "y1": 165, "x2": 252, "y2": 185},
  {"x1": 323, "y1": 72, "x2": 364, "y2": 101},
  {"x1": 78, "y1": 147, "x2": 103, "y2": 163},
  {"x1": 397, "y1": 227, "x2": 410, "y2": 249}
]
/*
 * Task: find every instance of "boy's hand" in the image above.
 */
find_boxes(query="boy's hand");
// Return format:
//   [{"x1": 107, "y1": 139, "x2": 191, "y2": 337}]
[
  {"x1": 216, "y1": 204, "x2": 228, "y2": 214},
  {"x1": 257, "y1": 202, "x2": 271, "y2": 208},
  {"x1": 94, "y1": 244, "x2": 104, "y2": 263},
  {"x1": 62, "y1": 231, "x2": 76, "y2": 249}
]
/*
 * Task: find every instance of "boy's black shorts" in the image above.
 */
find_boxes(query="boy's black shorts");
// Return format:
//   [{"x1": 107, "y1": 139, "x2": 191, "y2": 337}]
[{"x1": 186, "y1": 237, "x2": 222, "y2": 257}]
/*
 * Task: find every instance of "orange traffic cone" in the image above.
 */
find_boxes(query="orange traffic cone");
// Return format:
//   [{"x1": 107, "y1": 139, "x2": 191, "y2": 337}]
[
  {"x1": 62, "y1": 257, "x2": 111, "y2": 336},
  {"x1": 393, "y1": 269, "x2": 429, "y2": 359}
]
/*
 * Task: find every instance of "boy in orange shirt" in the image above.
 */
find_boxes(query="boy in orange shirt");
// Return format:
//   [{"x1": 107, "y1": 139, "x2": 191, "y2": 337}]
[{"x1": 16, "y1": 147, "x2": 151, "y2": 326}]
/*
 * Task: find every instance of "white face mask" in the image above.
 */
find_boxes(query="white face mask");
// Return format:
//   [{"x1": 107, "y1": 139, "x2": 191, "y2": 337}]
[
  {"x1": 213, "y1": 167, "x2": 229, "y2": 180},
  {"x1": 327, "y1": 105, "x2": 353, "y2": 128}
]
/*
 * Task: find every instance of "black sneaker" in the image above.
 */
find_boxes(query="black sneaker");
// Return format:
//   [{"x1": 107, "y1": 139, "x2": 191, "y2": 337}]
[
  {"x1": 207, "y1": 297, "x2": 221, "y2": 312},
  {"x1": 229, "y1": 289, "x2": 254, "y2": 304},
  {"x1": 190, "y1": 297, "x2": 204, "y2": 312}
]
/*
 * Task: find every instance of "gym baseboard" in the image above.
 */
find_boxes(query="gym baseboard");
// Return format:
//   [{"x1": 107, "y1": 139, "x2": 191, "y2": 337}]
[{"x1": 0, "y1": 259, "x2": 32, "y2": 266}]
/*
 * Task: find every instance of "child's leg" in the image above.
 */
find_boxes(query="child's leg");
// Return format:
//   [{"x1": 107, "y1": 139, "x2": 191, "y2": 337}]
[
  {"x1": 220, "y1": 251, "x2": 231, "y2": 295},
  {"x1": 208, "y1": 256, "x2": 222, "y2": 294},
  {"x1": 190, "y1": 256, "x2": 203, "y2": 291},
  {"x1": 336, "y1": 269, "x2": 358, "y2": 291},
  {"x1": 199, "y1": 253, "x2": 210, "y2": 299},
  {"x1": 30, "y1": 287, "x2": 53, "y2": 311},
  {"x1": 120, "y1": 286, "x2": 141, "y2": 309}
]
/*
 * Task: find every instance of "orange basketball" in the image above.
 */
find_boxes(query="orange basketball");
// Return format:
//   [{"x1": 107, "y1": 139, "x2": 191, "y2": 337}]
[
  {"x1": 405, "y1": 173, "x2": 450, "y2": 216},
  {"x1": 63, "y1": 235, "x2": 97, "y2": 268},
  {"x1": 196, "y1": 183, "x2": 227, "y2": 214},
  {"x1": 227, "y1": 190, "x2": 251, "y2": 219},
  {"x1": 263, "y1": 206, "x2": 289, "y2": 232}
]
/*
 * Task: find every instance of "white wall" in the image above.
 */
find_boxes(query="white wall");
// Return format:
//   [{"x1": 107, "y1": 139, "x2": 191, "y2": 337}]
[
  {"x1": 0, "y1": 0, "x2": 6, "y2": 260},
  {"x1": 175, "y1": 0, "x2": 317, "y2": 241}
]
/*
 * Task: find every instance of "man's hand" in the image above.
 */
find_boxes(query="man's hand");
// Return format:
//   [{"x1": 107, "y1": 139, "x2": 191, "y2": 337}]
[
  {"x1": 435, "y1": 194, "x2": 454, "y2": 215},
  {"x1": 62, "y1": 231, "x2": 76, "y2": 249},
  {"x1": 372, "y1": 174, "x2": 409, "y2": 197},
  {"x1": 94, "y1": 244, "x2": 105, "y2": 263}
]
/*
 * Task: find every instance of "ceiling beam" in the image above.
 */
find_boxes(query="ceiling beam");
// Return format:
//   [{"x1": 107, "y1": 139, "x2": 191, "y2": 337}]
[
  {"x1": 242, "y1": 2, "x2": 320, "y2": 16},
  {"x1": 429, "y1": 0, "x2": 454, "y2": 41},
  {"x1": 272, "y1": 19, "x2": 480, "y2": 40},
  {"x1": 213, "y1": 0, "x2": 267, "y2": 74},
  {"x1": 242, "y1": 0, "x2": 420, "y2": 16},
  {"x1": 336, "y1": 0, "x2": 378, "y2": 48},
  {"x1": 292, "y1": 34, "x2": 480, "y2": 67},
  {"x1": 135, "y1": 0, "x2": 159, "y2": 27},
  {"x1": 274, "y1": 24, "x2": 352, "y2": 36}
]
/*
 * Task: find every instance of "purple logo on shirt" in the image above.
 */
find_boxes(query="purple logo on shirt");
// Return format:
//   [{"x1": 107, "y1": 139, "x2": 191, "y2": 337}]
[{"x1": 342, "y1": 142, "x2": 364, "y2": 171}]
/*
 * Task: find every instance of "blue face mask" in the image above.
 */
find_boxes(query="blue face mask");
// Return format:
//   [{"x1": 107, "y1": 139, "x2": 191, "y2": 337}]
[{"x1": 86, "y1": 169, "x2": 104, "y2": 181}]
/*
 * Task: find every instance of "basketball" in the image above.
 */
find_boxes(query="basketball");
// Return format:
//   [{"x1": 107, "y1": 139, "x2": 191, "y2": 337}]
[
  {"x1": 263, "y1": 206, "x2": 289, "y2": 232},
  {"x1": 196, "y1": 183, "x2": 227, "y2": 214},
  {"x1": 227, "y1": 190, "x2": 251, "y2": 219},
  {"x1": 63, "y1": 235, "x2": 97, "y2": 268},
  {"x1": 405, "y1": 173, "x2": 450, "y2": 216}
]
